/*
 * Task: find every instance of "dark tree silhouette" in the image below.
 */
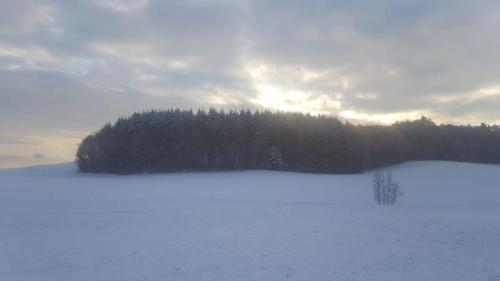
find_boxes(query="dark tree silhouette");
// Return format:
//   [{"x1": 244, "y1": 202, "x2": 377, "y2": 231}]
[{"x1": 76, "y1": 109, "x2": 500, "y2": 174}]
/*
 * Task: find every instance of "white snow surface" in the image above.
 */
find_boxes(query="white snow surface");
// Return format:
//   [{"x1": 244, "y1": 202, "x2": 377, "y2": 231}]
[{"x1": 1, "y1": 161, "x2": 499, "y2": 281}]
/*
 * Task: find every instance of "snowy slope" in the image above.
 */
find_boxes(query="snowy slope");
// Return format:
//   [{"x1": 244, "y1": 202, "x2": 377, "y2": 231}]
[{"x1": 0, "y1": 161, "x2": 499, "y2": 281}]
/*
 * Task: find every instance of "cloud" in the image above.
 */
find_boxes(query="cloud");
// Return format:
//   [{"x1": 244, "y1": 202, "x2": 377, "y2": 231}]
[
  {"x1": 1, "y1": 0, "x2": 500, "y2": 167},
  {"x1": 244, "y1": 0, "x2": 500, "y2": 120}
]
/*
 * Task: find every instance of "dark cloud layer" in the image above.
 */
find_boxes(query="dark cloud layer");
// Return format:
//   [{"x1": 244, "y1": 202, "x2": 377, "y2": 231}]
[{"x1": 1, "y1": 0, "x2": 500, "y2": 166}]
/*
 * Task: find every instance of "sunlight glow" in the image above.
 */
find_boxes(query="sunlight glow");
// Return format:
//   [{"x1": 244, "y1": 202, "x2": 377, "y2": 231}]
[
  {"x1": 243, "y1": 61, "x2": 343, "y2": 115},
  {"x1": 433, "y1": 84, "x2": 500, "y2": 103},
  {"x1": 0, "y1": 129, "x2": 88, "y2": 168},
  {"x1": 0, "y1": 45, "x2": 59, "y2": 66},
  {"x1": 252, "y1": 84, "x2": 340, "y2": 115},
  {"x1": 340, "y1": 110, "x2": 426, "y2": 124}
]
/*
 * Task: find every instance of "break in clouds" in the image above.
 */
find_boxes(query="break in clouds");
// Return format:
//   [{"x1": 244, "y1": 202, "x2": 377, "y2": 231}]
[{"x1": 1, "y1": 0, "x2": 500, "y2": 167}]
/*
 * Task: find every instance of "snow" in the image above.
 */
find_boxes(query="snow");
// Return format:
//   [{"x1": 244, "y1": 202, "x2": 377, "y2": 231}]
[{"x1": 1, "y1": 161, "x2": 499, "y2": 281}]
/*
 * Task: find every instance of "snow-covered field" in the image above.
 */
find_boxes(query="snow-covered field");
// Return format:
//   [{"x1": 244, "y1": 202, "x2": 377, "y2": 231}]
[{"x1": 1, "y1": 161, "x2": 499, "y2": 281}]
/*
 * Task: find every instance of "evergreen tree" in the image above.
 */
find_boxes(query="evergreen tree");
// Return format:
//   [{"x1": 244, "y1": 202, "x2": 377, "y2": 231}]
[{"x1": 76, "y1": 110, "x2": 500, "y2": 174}]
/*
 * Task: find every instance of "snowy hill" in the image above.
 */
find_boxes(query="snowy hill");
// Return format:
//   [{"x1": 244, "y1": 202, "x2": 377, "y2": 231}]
[{"x1": 1, "y1": 161, "x2": 499, "y2": 281}]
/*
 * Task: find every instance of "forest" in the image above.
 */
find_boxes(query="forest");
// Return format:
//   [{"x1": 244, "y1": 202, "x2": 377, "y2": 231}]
[{"x1": 76, "y1": 109, "x2": 500, "y2": 174}]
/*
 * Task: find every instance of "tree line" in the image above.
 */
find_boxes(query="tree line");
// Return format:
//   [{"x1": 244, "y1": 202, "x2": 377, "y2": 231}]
[{"x1": 76, "y1": 109, "x2": 500, "y2": 174}]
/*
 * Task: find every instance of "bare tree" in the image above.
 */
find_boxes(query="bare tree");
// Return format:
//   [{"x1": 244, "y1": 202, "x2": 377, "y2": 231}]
[
  {"x1": 373, "y1": 171, "x2": 402, "y2": 206},
  {"x1": 373, "y1": 171, "x2": 384, "y2": 205}
]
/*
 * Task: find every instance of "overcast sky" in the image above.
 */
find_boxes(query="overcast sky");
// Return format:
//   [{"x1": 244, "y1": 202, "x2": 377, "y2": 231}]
[{"x1": 1, "y1": 0, "x2": 500, "y2": 167}]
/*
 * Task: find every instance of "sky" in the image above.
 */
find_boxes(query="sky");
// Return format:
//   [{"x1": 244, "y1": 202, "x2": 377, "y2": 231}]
[{"x1": 1, "y1": 0, "x2": 500, "y2": 168}]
